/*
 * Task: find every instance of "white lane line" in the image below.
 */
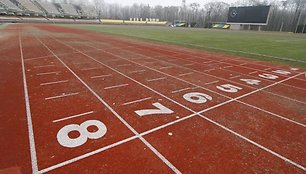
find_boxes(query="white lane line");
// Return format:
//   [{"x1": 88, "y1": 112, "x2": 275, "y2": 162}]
[
  {"x1": 159, "y1": 66, "x2": 173, "y2": 70},
  {"x1": 203, "y1": 68, "x2": 215, "y2": 72},
  {"x1": 24, "y1": 55, "x2": 54, "y2": 61},
  {"x1": 86, "y1": 45, "x2": 306, "y2": 171},
  {"x1": 34, "y1": 64, "x2": 55, "y2": 68},
  {"x1": 202, "y1": 60, "x2": 214, "y2": 63},
  {"x1": 73, "y1": 62, "x2": 90, "y2": 65},
  {"x1": 117, "y1": 63, "x2": 131, "y2": 67},
  {"x1": 36, "y1": 71, "x2": 60, "y2": 76},
  {"x1": 122, "y1": 97, "x2": 152, "y2": 106},
  {"x1": 239, "y1": 63, "x2": 248, "y2": 65},
  {"x1": 19, "y1": 33, "x2": 38, "y2": 173},
  {"x1": 104, "y1": 83, "x2": 129, "y2": 90},
  {"x1": 178, "y1": 72, "x2": 194, "y2": 77},
  {"x1": 81, "y1": 67, "x2": 99, "y2": 71},
  {"x1": 229, "y1": 75, "x2": 241, "y2": 79},
  {"x1": 146, "y1": 77, "x2": 166, "y2": 82},
  {"x1": 171, "y1": 87, "x2": 191, "y2": 94},
  {"x1": 264, "y1": 67, "x2": 272, "y2": 70},
  {"x1": 45, "y1": 92, "x2": 79, "y2": 100},
  {"x1": 41, "y1": 36, "x2": 181, "y2": 174},
  {"x1": 40, "y1": 80, "x2": 69, "y2": 86},
  {"x1": 248, "y1": 71, "x2": 258, "y2": 74},
  {"x1": 129, "y1": 69, "x2": 146, "y2": 74},
  {"x1": 53, "y1": 111, "x2": 94, "y2": 123},
  {"x1": 90, "y1": 74, "x2": 112, "y2": 79},
  {"x1": 143, "y1": 61, "x2": 156, "y2": 64},
  {"x1": 184, "y1": 63, "x2": 195, "y2": 66},
  {"x1": 223, "y1": 65, "x2": 233, "y2": 69},
  {"x1": 203, "y1": 80, "x2": 219, "y2": 85},
  {"x1": 104, "y1": 58, "x2": 121, "y2": 62},
  {"x1": 39, "y1": 136, "x2": 138, "y2": 173},
  {"x1": 167, "y1": 59, "x2": 177, "y2": 62}
]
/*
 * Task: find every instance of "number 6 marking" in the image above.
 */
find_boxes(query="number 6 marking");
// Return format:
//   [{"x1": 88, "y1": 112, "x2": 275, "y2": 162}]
[
  {"x1": 216, "y1": 84, "x2": 242, "y2": 93},
  {"x1": 135, "y1": 102, "x2": 174, "y2": 117},
  {"x1": 183, "y1": 92, "x2": 212, "y2": 104},
  {"x1": 57, "y1": 120, "x2": 107, "y2": 148}
]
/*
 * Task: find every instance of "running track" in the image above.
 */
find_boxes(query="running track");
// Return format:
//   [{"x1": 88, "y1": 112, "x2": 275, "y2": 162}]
[{"x1": 0, "y1": 24, "x2": 305, "y2": 174}]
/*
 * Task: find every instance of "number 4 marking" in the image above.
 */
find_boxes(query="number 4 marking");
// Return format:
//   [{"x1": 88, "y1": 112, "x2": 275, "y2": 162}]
[
  {"x1": 240, "y1": 79, "x2": 261, "y2": 85},
  {"x1": 135, "y1": 102, "x2": 174, "y2": 117}
]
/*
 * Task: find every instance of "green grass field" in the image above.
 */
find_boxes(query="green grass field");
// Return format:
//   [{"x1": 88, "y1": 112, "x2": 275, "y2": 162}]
[{"x1": 59, "y1": 24, "x2": 306, "y2": 68}]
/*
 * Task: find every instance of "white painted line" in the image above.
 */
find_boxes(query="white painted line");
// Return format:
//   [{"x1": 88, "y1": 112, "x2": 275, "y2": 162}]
[
  {"x1": 117, "y1": 63, "x2": 131, "y2": 67},
  {"x1": 264, "y1": 67, "x2": 272, "y2": 70},
  {"x1": 184, "y1": 63, "x2": 195, "y2": 66},
  {"x1": 203, "y1": 80, "x2": 219, "y2": 85},
  {"x1": 36, "y1": 71, "x2": 60, "y2": 76},
  {"x1": 104, "y1": 83, "x2": 129, "y2": 90},
  {"x1": 45, "y1": 92, "x2": 79, "y2": 100},
  {"x1": 223, "y1": 65, "x2": 233, "y2": 69},
  {"x1": 129, "y1": 69, "x2": 146, "y2": 74},
  {"x1": 54, "y1": 36, "x2": 306, "y2": 172},
  {"x1": 248, "y1": 71, "x2": 258, "y2": 74},
  {"x1": 178, "y1": 72, "x2": 194, "y2": 77},
  {"x1": 122, "y1": 97, "x2": 152, "y2": 106},
  {"x1": 19, "y1": 33, "x2": 38, "y2": 173},
  {"x1": 143, "y1": 61, "x2": 156, "y2": 64},
  {"x1": 53, "y1": 111, "x2": 94, "y2": 123},
  {"x1": 146, "y1": 77, "x2": 166, "y2": 82},
  {"x1": 91, "y1": 46, "x2": 306, "y2": 171},
  {"x1": 73, "y1": 62, "x2": 89, "y2": 65},
  {"x1": 81, "y1": 67, "x2": 99, "y2": 71},
  {"x1": 90, "y1": 74, "x2": 112, "y2": 79},
  {"x1": 41, "y1": 37, "x2": 181, "y2": 174},
  {"x1": 229, "y1": 75, "x2": 241, "y2": 79},
  {"x1": 104, "y1": 58, "x2": 121, "y2": 62},
  {"x1": 39, "y1": 136, "x2": 138, "y2": 173},
  {"x1": 159, "y1": 66, "x2": 173, "y2": 70},
  {"x1": 202, "y1": 60, "x2": 214, "y2": 63},
  {"x1": 24, "y1": 55, "x2": 54, "y2": 61},
  {"x1": 40, "y1": 80, "x2": 69, "y2": 86},
  {"x1": 239, "y1": 63, "x2": 248, "y2": 65},
  {"x1": 203, "y1": 68, "x2": 215, "y2": 72},
  {"x1": 171, "y1": 87, "x2": 191, "y2": 94},
  {"x1": 167, "y1": 59, "x2": 177, "y2": 62},
  {"x1": 34, "y1": 64, "x2": 55, "y2": 68}
]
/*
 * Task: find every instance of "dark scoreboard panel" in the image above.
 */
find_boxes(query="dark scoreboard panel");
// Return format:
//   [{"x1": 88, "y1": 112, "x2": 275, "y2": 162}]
[{"x1": 227, "y1": 6, "x2": 271, "y2": 24}]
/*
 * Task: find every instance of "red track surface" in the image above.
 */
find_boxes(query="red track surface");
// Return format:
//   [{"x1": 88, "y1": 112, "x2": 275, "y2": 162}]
[{"x1": 0, "y1": 24, "x2": 305, "y2": 174}]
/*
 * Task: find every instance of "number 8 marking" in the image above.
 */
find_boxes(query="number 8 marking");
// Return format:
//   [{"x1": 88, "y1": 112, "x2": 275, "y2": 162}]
[
  {"x1": 57, "y1": 120, "x2": 107, "y2": 148},
  {"x1": 183, "y1": 92, "x2": 212, "y2": 104}
]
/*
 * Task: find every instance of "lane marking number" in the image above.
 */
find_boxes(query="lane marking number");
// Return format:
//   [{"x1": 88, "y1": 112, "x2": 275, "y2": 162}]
[
  {"x1": 216, "y1": 84, "x2": 242, "y2": 93},
  {"x1": 183, "y1": 92, "x2": 212, "y2": 104},
  {"x1": 135, "y1": 102, "x2": 174, "y2": 117},
  {"x1": 57, "y1": 120, "x2": 107, "y2": 148},
  {"x1": 258, "y1": 73, "x2": 279, "y2": 80},
  {"x1": 240, "y1": 79, "x2": 261, "y2": 85}
]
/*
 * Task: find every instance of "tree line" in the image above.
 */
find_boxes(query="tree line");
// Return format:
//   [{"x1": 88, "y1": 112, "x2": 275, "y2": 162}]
[{"x1": 56, "y1": 0, "x2": 306, "y2": 33}]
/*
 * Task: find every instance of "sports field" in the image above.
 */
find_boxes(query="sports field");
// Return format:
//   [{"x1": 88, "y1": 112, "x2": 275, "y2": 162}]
[
  {"x1": 60, "y1": 24, "x2": 306, "y2": 68},
  {"x1": 0, "y1": 24, "x2": 305, "y2": 174}
]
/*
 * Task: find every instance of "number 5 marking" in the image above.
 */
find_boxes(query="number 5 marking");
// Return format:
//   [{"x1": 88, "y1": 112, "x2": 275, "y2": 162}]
[
  {"x1": 135, "y1": 102, "x2": 174, "y2": 117},
  {"x1": 183, "y1": 92, "x2": 212, "y2": 104},
  {"x1": 216, "y1": 84, "x2": 242, "y2": 93},
  {"x1": 57, "y1": 120, "x2": 107, "y2": 148}
]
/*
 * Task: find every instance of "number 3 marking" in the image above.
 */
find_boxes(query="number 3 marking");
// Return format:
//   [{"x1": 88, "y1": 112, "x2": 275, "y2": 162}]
[
  {"x1": 240, "y1": 79, "x2": 261, "y2": 85},
  {"x1": 57, "y1": 120, "x2": 107, "y2": 148},
  {"x1": 258, "y1": 73, "x2": 279, "y2": 79},
  {"x1": 216, "y1": 84, "x2": 242, "y2": 93},
  {"x1": 183, "y1": 92, "x2": 212, "y2": 104},
  {"x1": 135, "y1": 102, "x2": 174, "y2": 117}
]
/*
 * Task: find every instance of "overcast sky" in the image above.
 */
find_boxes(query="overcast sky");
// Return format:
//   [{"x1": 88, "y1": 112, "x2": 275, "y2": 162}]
[{"x1": 103, "y1": 0, "x2": 236, "y2": 6}]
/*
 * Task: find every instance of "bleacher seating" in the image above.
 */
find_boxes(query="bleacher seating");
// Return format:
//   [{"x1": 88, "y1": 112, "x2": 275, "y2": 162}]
[
  {"x1": 0, "y1": 6, "x2": 7, "y2": 14},
  {"x1": 38, "y1": 1, "x2": 61, "y2": 16},
  {"x1": 0, "y1": 0, "x2": 22, "y2": 12},
  {"x1": 60, "y1": 4, "x2": 79, "y2": 17},
  {"x1": 80, "y1": 6, "x2": 96, "y2": 18},
  {"x1": 16, "y1": 0, "x2": 43, "y2": 15}
]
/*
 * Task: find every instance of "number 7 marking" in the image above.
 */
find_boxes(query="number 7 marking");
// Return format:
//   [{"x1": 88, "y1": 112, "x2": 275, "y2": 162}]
[{"x1": 135, "y1": 102, "x2": 174, "y2": 117}]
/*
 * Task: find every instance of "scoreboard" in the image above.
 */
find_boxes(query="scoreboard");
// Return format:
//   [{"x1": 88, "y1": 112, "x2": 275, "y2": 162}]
[{"x1": 227, "y1": 6, "x2": 271, "y2": 25}]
